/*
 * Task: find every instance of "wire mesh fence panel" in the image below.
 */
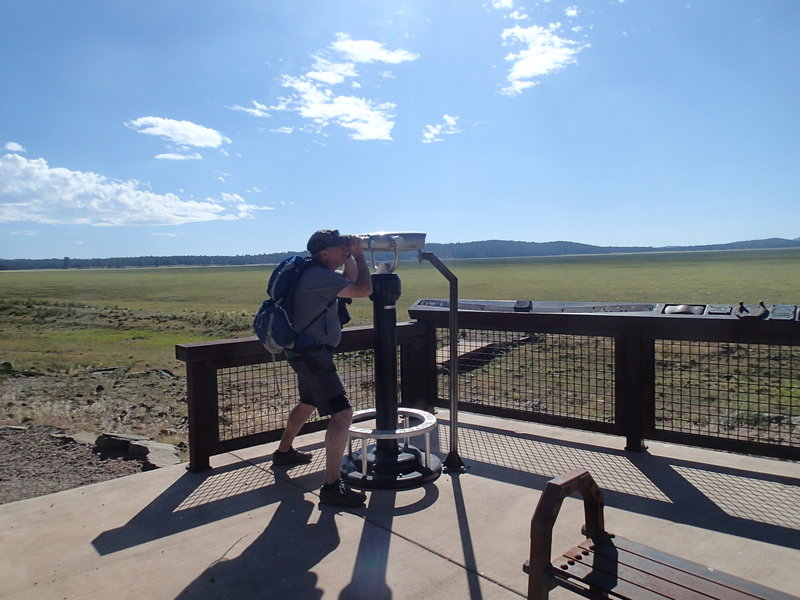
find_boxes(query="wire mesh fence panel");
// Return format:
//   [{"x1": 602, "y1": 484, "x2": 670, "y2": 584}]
[
  {"x1": 334, "y1": 349, "x2": 381, "y2": 412},
  {"x1": 184, "y1": 316, "x2": 800, "y2": 464},
  {"x1": 436, "y1": 328, "x2": 616, "y2": 424},
  {"x1": 217, "y1": 361, "x2": 303, "y2": 441},
  {"x1": 216, "y1": 350, "x2": 384, "y2": 441},
  {"x1": 655, "y1": 340, "x2": 800, "y2": 447}
]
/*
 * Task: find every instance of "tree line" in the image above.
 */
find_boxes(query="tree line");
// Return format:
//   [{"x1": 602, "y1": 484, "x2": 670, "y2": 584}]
[
  {"x1": 1, "y1": 238, "x2": 798, "y2": 270},
  {"x1": 0, "y1": 252, "x2": 298, "y2": 271}
]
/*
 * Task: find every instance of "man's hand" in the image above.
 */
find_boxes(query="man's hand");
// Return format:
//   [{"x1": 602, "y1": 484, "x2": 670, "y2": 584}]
[
  {"x1": 346, "y1": 236, "x2": 365, "y2": 258},
  {"x1": 340, "y1": 236, "x2": 372, "y2": 298}
]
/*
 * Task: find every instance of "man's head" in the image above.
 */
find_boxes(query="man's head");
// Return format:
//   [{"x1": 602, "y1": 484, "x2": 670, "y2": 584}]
[
  {"x1": 307, "y1": 229, "x2": 348, "y2": 255},
  {"x1": 307, "y1": 229, "x2": 359, "y2": 269}
]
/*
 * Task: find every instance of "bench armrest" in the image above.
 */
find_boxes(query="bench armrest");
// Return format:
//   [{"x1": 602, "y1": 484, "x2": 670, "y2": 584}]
[{"x1": 526, "y1": 468, "x2": 607, "y2": 600}]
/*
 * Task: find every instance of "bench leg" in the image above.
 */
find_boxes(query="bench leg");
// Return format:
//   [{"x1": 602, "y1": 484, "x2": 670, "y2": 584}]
[{"x1": 361, "y1": 438, "x2": 368, "y2": 475}]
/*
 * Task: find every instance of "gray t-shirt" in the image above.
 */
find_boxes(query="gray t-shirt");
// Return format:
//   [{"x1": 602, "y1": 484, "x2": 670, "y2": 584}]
[{"x1": 292, "y1": 264, "x2": 350, "y2": 347}]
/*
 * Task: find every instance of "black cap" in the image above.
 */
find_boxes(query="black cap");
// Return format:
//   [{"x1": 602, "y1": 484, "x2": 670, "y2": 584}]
[{"x1": 307, "y1": 229, "x2": 348, "y2": 254}]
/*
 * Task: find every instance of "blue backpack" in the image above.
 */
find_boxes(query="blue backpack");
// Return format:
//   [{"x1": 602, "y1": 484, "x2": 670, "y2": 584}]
[{"x1": 253, "y1": 256, "x2": 326, "y2": 354}]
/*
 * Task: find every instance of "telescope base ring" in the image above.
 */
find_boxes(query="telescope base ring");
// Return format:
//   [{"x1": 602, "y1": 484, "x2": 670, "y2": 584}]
[{"x1": 341, "y1": 408, "x2": 443, "y2": 490}]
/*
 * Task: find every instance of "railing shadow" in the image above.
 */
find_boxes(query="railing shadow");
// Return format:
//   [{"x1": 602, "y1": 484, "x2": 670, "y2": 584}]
[
  {"x1": 444, "y1": 418, "x2": 800, "y2": 550},
  {"x1": 89, "y1": 412, "x2": 798, "y2": 600}
]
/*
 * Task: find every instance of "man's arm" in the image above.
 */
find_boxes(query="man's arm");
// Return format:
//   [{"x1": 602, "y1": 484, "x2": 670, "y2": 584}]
[{"x1": 338, "y1": 241, "x2": 372, "y2": 298}]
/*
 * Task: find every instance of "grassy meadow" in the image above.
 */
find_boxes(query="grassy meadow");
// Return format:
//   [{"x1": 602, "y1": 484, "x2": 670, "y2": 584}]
[{"x1": 2, "y1": 248, "x2": 798, "y2": 374}]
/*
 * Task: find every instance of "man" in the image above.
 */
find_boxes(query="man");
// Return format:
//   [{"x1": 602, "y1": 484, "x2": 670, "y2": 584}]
[{"x1": 272, "y1": 229, "x2": 373, "y2": 506}]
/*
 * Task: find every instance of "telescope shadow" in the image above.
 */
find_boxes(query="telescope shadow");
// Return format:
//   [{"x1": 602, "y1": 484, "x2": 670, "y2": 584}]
[{"x1": 338, "y1": 482, "x2": 440, "y2": 600}]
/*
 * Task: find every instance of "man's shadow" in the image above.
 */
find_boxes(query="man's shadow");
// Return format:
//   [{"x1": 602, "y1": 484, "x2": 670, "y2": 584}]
[{"x1": 176, "y1": 484, "x2": 340, "y2": 600}]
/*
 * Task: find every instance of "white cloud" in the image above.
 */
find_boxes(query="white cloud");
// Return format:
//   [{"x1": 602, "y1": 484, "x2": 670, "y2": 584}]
[
  {"x1": 565, "y1": 6, "x2": 580, "y2": 18},
  {"x1": 307, "y1": 55, "x2": 358, "y2": 84},
  {"x1": 279, "y1": 76, "x2": 396, "y2": 141},
  {"x1": 125, "y1": 116, "x2": 231, "y2": 148},
  {"x1": 241, "y1": 33, "x2": 417, "y2": 141},
  {"x1": 421, "y1": 115, "x2": 463, "y2": 144},
  {"x1": 4, "y1": 142, "x2": 26, "y2": 152},
  {"x1": 490, "y1": 0, "x2": 529, "y2": 19},
  {"x1": 221, "y1": 192, "x2": 272, "y2": 219},
  {"x1": 0, "y1": 153, "x2": 267, "y2": 226},
  {"x1": 155, "y1": 152, "x2": 203, "y2": 160},
  {"x1": 331, "y1": 33, "x2": 419, "y2": 64},
  {"x1": 229, "y1": 100, "x2": 272, "y2": 118},
  {"x1": 500, "y1": 23, "x2": 588, "y2": 95},
  {"x1": 228, "y1": 100, "x2": 272, "y2": 119}
]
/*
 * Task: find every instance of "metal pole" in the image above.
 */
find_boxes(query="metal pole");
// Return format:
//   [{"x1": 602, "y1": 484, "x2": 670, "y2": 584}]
[
  {"x1": 419, "y1": 252, "x2": 465, "y2": 472},
  {"x1": 371, "y1": 273, "x2": 401, "y2": 461}
]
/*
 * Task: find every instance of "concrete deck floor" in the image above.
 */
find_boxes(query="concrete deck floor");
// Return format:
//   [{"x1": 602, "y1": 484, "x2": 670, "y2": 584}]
[{"x1": 1, "y1": 411, "x2": 799, "y2": 600}]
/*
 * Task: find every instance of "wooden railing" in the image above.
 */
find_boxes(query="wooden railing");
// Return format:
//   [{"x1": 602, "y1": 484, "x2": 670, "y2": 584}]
[
  {"x1": 177, "y1": 323, "x2": 435, "y2": 471},
  {"x1": 177, "y1": 308, "x2": 800, "y2": 471}
]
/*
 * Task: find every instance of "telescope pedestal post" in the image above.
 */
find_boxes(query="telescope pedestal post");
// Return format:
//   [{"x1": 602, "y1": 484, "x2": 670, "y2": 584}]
[{"x1": 341, "y1": 273, "x2": 442, "y2": 489}]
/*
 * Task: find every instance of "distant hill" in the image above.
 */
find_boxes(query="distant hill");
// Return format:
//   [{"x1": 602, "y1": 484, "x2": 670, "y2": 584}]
[
  {"x1": 422, "y1": 237, "x2": 800, "y2": 259},
  {"x1": 1, "y1": 237, "x2": 799, "y2": 270}
]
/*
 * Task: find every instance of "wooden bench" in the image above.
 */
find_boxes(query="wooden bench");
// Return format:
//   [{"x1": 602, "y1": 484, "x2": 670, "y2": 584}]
[{"x1": 523, "y1": 468, "x2": 799, "y2": 600}]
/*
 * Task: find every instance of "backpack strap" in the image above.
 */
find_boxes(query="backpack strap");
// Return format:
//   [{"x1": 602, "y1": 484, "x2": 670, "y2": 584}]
[{"x1": 296, "y1": 298, "x2": 335, "y2": 334}]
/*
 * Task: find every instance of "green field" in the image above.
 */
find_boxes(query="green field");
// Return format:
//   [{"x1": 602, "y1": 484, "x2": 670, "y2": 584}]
[{"x1": 2, "y1": 249, "x2": 798, "y2": 374}]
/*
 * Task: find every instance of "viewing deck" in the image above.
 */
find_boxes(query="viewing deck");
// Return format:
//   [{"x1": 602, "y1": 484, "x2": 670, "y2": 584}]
[{"x1": 2, "y1": 411, "x2": 798, "y2": 599}]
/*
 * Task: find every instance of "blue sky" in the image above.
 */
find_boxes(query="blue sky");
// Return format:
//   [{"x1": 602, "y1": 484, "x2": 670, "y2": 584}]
[{"x1": 1, "y1": 0, "x2": 798, "y2": 260}]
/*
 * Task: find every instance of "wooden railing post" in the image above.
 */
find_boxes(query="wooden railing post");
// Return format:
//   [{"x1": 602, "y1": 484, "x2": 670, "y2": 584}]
[
  {"x1": 400, "y1": 323, "x2": 437, "y2": 411},
  {"x1": 186, "y1": 361, "x2": 219, "y2": 472},
  {"x1": 615, "y1": 329, "x2": 655, "y2": 452}
]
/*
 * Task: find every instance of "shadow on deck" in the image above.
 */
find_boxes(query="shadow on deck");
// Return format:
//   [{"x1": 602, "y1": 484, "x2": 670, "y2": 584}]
[{"x1": 1, "y1": 411, "x2": 798, "y2": 600}]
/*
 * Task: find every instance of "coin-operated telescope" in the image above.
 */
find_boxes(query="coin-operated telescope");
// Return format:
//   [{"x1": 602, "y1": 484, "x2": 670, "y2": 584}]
[
  {"x1": 354, "y1": 232, "x2": 426, "y2": 273},
  {"x1": 342, "y1": 231, "x2": 443, "y2": 489}
]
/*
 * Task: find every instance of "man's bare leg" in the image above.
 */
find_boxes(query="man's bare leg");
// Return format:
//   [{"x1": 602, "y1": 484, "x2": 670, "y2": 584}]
[
  {"x1": 324, "y1": 407, "x2": 353, "y2": 485},
  {"x1": 277, "y1": 402, "x2": 315, "y2": 452}
]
